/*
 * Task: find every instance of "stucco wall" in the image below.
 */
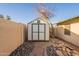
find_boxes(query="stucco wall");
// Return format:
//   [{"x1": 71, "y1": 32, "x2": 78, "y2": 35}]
[
  {"x1": 71, "y1": 22, "x2": 79, "y2": 46},
  {"x1": 0, "y1": 19, "x2": 25, "y2": 56},
  {"x1": 55, "y1": 22, "x2": 79, "y2": 47}
]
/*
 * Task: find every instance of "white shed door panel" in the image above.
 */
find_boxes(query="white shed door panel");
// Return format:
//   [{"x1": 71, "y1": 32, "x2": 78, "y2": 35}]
[
  {"x1": 39, "y1": 25, "x2": 44, "y2": 32},
  {"x1": 39, "y1": 33, "x2": 44, "y2": 40},
  {"x1": 33, "y1": 33, "x2": 38, "y2": 40},
  {"x1": 33, "y1": 25, "x2": 38, "y2": 32},
  {"x1": 32, "y1": 24, "x2": 45, "y2": 40}
]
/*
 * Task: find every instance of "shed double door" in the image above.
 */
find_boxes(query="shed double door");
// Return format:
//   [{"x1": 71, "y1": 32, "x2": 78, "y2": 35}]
[{"x1": 32, "y1": 23, "x2": 45, "y2": 40}]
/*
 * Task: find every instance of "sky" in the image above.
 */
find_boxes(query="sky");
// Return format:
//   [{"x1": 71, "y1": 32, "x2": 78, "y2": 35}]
[{"x1": 0, "y1": 3, "x2": 79, "y2": 24}]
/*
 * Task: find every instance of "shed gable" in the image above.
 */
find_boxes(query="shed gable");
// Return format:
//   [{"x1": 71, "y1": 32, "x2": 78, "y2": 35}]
[{"x1": 28, "y1": 18, "x2": 48, "y2": 24}]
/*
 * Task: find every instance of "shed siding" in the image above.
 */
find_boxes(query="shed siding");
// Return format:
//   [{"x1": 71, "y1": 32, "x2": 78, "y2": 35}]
[
  {"x1": 46, "y1": 23, "x2": 49, "y2": 40},
  {"x1": 28, "y1": 24, "x2": 32, "y2": 40}
]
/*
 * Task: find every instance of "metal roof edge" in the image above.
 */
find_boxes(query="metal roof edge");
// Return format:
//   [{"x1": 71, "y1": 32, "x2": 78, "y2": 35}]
[{"x1": 57, "y1": 16, "x2": 79, "y2": 25}]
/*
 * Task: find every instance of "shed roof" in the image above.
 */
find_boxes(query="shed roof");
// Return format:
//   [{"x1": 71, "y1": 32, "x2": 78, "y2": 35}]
[
  {"x1": 57, "y1": 16, "x2": 79, "y2": 25},
  {"x1": 28, "y1": 18, "x2": 41, "y2": 24},
  {"x1": 28, "y1": 17, "x2": 50, "y2": 25}
]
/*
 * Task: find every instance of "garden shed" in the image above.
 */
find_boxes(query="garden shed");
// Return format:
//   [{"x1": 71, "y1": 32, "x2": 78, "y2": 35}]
[{"x1": 28, "y1": 18, "x2": 49, "y2": 41}]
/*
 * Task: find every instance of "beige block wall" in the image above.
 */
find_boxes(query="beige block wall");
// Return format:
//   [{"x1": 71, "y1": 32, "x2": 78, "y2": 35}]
[
  {"x1": 55, "y1": 23, "x2": 79, "y2": 47},
  {"x1": 0, "y1": 19, "x2": 25, "y2": 56}
]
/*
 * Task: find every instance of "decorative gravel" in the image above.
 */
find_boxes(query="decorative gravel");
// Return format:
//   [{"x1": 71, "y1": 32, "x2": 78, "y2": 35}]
[
  {"x1": 10, "y1": 42, "x2": 34, "y2": 56},
  {"x1": 46, "y1": 45, "x2": 59, "y2": 56},
  {"x1": 46, "y1": 43, "x2": 79, "y2": 56}
]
